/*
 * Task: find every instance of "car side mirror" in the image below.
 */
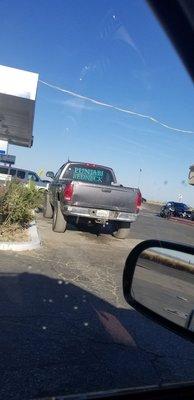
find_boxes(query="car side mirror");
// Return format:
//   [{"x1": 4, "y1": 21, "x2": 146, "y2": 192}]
[
  {"x1": 46, "y1": 171, "x2": 55, "y2": 179},
  {"x1": 123, "y1": 240, "x2": 194, "y2": 342}
]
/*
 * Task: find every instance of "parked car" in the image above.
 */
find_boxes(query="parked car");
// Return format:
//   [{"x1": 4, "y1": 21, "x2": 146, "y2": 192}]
[
  {"x1": 0, "y1": 165, "x2": 47, "y2": 190},
  {"x1": 160, "y1": 201, "x2": 192, "y2": 219},
  {"x1": 44, "y1": 161, "x2": 142, "y2": 239}
]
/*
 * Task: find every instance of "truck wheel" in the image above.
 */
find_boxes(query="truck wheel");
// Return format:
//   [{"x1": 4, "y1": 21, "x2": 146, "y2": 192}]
[
  {"x1": 43, "y1": 192, "x2": 53, "y2": 218},
  {"x1": 52, "y1": 201, "x2": 67, "y2": 233},
  {"x1": 113, "y1": 222, "x2": 131, "y2": 239}
]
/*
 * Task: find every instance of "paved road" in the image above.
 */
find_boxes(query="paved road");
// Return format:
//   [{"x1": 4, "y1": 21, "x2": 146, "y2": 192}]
[
  {"x1": 134, "y1": 258, "x2": 194, "y2": 326},
  {"x1": 132, "y1": 206, "x2": 194, "y2": 245},
  {"x1": 0, "y1": 209, "x2": 194, "y2": 399}
]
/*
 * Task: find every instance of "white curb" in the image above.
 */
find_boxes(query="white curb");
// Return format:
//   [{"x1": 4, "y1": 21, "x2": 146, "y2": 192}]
[{"x1": 0, "y1": 220, "x2": 41, "y2": 251}]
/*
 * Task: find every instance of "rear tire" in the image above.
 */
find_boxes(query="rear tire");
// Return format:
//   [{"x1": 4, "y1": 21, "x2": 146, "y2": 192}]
[
  {"x1": 43, "y1": 192, "x2": 53, "y2": 218},
  {"x1": 113, "y1": 222, "x2": 131, "y2": 239},
  {"x1": 52, "y1": 201, "x2": 67, "y2": 233}
]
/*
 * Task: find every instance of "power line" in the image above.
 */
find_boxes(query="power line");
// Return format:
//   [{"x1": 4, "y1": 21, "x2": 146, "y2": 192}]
[{"x1": 40, "y1": 79, "x2": 194, "y2": 134}]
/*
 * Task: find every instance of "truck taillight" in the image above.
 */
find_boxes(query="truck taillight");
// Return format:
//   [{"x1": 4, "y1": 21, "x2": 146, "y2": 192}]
[
  {"x1": 135, "y1": 191, "x2": 142, "y2": 211},
  {"x1": 64, "y1": 183, "x2": 74, "y2": 201}
]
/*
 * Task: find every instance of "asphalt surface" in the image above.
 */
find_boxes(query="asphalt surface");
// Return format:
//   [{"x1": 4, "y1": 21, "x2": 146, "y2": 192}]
[
  {"x1": 132, "y1": 205, "x2": 194, "y2": 245},
  {"x1": 134, "y1": 258, "x2": 194, "y2": 326},
  {"x1": 0, "y1": 206, "x2": 194, "y2": 399}
]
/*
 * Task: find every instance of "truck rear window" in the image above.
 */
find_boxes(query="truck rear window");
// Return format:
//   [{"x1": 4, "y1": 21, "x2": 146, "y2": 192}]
[{"x1": 63, "y1": 165, "x2": 113, "y2": 185}]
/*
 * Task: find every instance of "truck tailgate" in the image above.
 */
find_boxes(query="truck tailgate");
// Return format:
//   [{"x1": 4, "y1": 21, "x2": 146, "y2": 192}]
[{"x1": 70, "y1": 181, "x2": 137, "y2": 213}]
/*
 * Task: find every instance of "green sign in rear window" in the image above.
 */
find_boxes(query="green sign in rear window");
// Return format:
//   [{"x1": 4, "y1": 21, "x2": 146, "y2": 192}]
[
  {"x1": 63, "y1": 164, "x2": 113, "y2": 185},
  {"x1": 73, "y1": 167, "x2": 104, "y2": 183}
]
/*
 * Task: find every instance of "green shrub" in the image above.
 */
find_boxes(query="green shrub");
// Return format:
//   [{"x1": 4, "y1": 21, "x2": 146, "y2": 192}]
[{"x1": 0, "y1": 180, "x2": 44, "y2": 226}]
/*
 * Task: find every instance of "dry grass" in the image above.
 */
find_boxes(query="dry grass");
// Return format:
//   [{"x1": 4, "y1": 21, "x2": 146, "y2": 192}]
[
  {"x1": 146, "y1": 200, "x2": 164, "y2": 206},
  {"x1": 141, "y1": 250, "x2": 194, "y2": 274},
  {"x1": 0, "y1": 223, "x2": 28, "y2": 242}
]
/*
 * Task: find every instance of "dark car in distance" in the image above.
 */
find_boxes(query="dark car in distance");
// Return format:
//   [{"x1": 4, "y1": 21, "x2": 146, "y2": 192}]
[{"x1": 160, "y1": 202, "x2": 193, "y2": 219}]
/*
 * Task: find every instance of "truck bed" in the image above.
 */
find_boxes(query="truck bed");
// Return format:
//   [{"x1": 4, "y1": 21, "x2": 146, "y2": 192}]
[{"x1": 66, "y1": 181, "x2": 137, "y2": 213}]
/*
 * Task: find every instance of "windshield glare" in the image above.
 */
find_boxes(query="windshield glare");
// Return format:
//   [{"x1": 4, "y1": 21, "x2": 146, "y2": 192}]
[{"x1": 0, "y1": 0, "x2": 194, "y2": 399}]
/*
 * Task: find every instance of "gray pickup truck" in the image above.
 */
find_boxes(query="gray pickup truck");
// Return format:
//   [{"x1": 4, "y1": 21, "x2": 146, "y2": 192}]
[{"x1": 44, "y1": 161, "x2": 141, "y2": 239}]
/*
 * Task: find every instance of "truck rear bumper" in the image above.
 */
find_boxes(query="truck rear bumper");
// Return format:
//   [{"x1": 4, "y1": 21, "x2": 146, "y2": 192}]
[{"x1": 63, "y1": 205, "x2": 138, "y2": 222}]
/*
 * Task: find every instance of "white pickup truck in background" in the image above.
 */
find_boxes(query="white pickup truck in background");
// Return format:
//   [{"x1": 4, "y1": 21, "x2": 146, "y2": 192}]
[{"x1": 0, "y1": 165, "x2": 48, "y2": 190}]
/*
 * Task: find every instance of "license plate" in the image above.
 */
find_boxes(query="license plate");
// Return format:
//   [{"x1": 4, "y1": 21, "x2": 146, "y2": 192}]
[{"x1": 96, "y1": 210, "x2": 109, "y2": 218}]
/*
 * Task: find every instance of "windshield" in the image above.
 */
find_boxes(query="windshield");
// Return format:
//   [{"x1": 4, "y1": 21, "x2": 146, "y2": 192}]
[{"x1": 0, "y1": 1, "x2": 194, "y2": 399}]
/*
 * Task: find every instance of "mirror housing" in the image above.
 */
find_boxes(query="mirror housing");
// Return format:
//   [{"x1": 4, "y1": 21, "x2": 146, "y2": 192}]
[
  {"x1": 123, "y1": 240, "x2": 194, "y2": 342},
  {"x1": 46, "y1": 171, "x2": 55, "y2": 179}
]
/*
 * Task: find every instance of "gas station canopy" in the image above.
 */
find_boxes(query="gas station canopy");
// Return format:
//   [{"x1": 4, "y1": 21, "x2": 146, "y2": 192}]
[{"x1": 0, "y1": 65, "x2": 38, "y2": 147}]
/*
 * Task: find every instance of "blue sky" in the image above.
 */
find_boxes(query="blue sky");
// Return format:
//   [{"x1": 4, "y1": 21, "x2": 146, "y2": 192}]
[{"x1": 1, "y1": 0, "x2": 194, "y2": 203}]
